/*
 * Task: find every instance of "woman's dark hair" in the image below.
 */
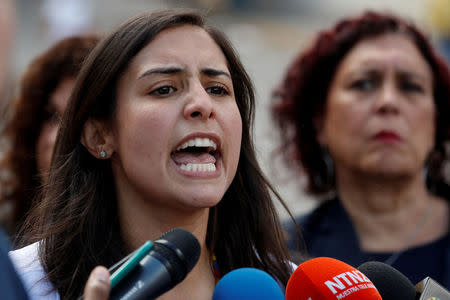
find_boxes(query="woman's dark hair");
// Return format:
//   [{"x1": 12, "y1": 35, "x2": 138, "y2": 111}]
[
  {"x1": 272, "y1": 11, "x2": 450, "y2": 196},
  {"x1": 21, "y1": 9, "x2": 293, "y2": 298},
  {"x1": 0, "y1": 35, "x2": 100, "y2": 235}
]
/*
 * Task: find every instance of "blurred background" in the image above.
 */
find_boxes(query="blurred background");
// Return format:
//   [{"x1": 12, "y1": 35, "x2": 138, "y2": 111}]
[{"x1": 10, "y1": 0, "x2": 450, "y2": 219}]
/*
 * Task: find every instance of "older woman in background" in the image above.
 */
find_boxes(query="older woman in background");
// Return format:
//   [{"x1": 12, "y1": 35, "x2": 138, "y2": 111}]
[{"x1": 273, "y1": 11, "x2": 450, "y2": 287}]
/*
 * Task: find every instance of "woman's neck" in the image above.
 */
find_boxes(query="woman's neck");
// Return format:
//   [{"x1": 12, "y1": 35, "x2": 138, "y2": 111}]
[
  {"x1": 117, "y1": 198, "x2": 216, "y2": 299},
  {"x1": 119, "y1": 199, "x2": 210, "y2": 249},
  {"x1": 335, "y1": 170, "x2": 449, "y2": 252},
  {"x1": 158, "y1": 244, "x2": 216, "y2": 300}
]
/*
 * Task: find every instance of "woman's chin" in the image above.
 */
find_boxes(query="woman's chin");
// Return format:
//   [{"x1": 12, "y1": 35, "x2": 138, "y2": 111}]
[
  {"x1": 172, "y1": 193, "x2": 224, "y2": 211},
  {"x1": 361, "y1": 165, "x2": 416, "y2": 180}
]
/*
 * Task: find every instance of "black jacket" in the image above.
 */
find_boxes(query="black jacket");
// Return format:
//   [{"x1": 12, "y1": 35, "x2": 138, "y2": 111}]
[{"x1": 285, "y1": 198, "x2": 450, "y2": 289}]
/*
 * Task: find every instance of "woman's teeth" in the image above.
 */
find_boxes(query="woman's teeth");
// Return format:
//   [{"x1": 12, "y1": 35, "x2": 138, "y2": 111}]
[
  {"x1": 179, "y1": 163, "x2": 216, "y2": 172},
  {"x1": 176, "y1": 137, "x2": 217, "y2": 152}
]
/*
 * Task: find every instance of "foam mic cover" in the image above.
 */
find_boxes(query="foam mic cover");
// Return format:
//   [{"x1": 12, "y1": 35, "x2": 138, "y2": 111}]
[
  {"x1": 212, "y1": 268, "x2": 285, "y2": 300},
  {"x1": 110, "y1": 228, "x2": 200, "y2": 300},
  {"x1": 357, "y1": 261, "x2": 416, "y2": 300},
  {"x1": 286, "y1": 257, "x2": 382, "y2": 300}
]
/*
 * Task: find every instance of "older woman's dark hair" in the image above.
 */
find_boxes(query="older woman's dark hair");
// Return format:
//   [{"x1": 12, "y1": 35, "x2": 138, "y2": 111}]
[
  {"x1": 0, "y1": 35, "x2": 100, "y2": 234},
  {"x1": 21, "y1": 9, "x2": 292, "y2": 298},
  {"x1": 272, "y1": 11, "x2": 450, "y2": 196}
]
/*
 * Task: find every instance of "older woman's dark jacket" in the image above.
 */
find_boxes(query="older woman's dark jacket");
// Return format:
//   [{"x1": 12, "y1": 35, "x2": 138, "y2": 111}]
[{"x1": 286, "y1": 198, "x2": 450, "y2": 289}]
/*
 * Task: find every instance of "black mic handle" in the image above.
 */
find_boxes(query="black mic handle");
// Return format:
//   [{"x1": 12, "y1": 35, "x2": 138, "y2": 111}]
[{"x1": 110, "y1": 252, "x2": 172, "y2": 300}]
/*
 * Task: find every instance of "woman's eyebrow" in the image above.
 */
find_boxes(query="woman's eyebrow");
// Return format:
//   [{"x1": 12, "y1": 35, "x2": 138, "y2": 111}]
[
  {"x1": 138, "y1": 67, "x2": 185, "y2": 79},
  {"x1": 201, "y1": 68, "x2": 230, "y2": 78},
  {"x1": 397, "y1": 69, "x2": 430, "y2": 82},
  {"x1": 137, "y1": 67, "x2": 231, "y2": 80}
]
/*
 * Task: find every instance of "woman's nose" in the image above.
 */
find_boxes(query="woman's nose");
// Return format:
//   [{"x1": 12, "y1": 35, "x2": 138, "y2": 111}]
[
  {"x1": 375, "y1": 83, "x2": 400, "y2": 114},
  {"x1": 183, "y1": 82, "x2": 215, "y2": 120}
]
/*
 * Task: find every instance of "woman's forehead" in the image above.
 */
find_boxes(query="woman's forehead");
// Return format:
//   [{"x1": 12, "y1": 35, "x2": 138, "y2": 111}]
[
  {"x1": 336, "y1": 34, "x2": 432, "y2": 79},
  {"x1": 126, "y1": 25, "x2": 229, "y2": 79}
]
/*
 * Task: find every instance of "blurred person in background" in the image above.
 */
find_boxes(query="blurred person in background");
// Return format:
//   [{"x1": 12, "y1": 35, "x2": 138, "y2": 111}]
[
  {"x1": 10, "y1": 9, "x2": 294, "y2": 299},
  {"x1": 0, "y1": 1, "x2": 109, "y2": 299},
  {"x1": 0, "y1": 0, "x2": 29, "y2": 298},
  {"x1": 0, "y1": 0, "x2": 14, "y2": 103},
  {"x1": 428, "y1": 0, "x2": 450, "y2": 63},
  {"x1": 272, "y1": 11, "x2": 450, "y2": 287},
  {"x1": 0, "y1": 35, "x2": 100, "y2": 238}
]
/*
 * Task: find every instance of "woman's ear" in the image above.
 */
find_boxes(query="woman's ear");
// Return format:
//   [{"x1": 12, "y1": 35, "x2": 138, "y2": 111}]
[{"x1": 81, "y1": 118, "x2": 115, "y2": 159}]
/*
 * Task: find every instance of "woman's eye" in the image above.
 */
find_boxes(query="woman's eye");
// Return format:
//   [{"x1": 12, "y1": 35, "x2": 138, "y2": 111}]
[
  {"x1": 151, "y1": 86, "x2": 177, "y2": 96},
  {"x1": 400, "y1": 81, "x2": 424, "y2": 93},
  {"x1": 351, "y1": 79, "x2": 375, "y2": 91},
  {"x1": 206, "y1": 86, "x2": 229, "y2": 96}
]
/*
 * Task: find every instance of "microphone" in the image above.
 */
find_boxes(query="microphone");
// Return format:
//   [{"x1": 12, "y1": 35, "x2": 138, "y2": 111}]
[
  {"x1": 286, "y1": 257, "x2": 382, "y2": 300},
  {"x1": 415, "y1": 277, "x2": 450, "y2": 300},
  {"x1": 110, "y1": 228, "x2": 201, "y2": 300},
  {"x1": 212, "y1": 268, "x2": 285, "y2": 300},
  {"x1": 357, "y1": 261, "x2": 416, "y2": 300},
  {"x1": 358, "y1": 261, "x2": 450, "y2": 300}
]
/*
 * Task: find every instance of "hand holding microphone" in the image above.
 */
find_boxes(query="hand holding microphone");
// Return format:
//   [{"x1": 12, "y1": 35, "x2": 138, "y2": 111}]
[
  {"x1": 80, "y1": 228, "x2": 200, "y2": 300},
  {"x1": 83, "y1": 266, "x2": 111, "y2": 300},
  {"x1": 110, "y1": 228, "x2": 200, "y2": 300}
]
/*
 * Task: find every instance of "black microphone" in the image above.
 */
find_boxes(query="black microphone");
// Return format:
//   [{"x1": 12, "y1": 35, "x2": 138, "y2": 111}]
[
  {"x1": 110, "y1": 228, "x2": 201, "y2": 300},
  {"x1": 358, "y1": 261, "x2": 450, "y2": 300},
  {"x1": 357, "y1": 261, "x2": 416, "y2": 300}
]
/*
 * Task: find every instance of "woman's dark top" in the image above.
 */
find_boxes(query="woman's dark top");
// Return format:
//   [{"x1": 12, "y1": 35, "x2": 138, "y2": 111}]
[{"x1": 285, "y1": 198, "x2": 450, "y2": 289}]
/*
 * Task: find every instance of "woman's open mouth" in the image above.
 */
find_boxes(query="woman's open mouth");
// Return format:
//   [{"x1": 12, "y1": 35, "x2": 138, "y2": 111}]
[{"x1": 171, "y1": 137, "x2": 221, "y2": 175}]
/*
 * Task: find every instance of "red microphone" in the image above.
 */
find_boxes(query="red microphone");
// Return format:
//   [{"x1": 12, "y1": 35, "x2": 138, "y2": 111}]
[{"x1": 286, "y1": 257, "x2": 382, "y2": 300}]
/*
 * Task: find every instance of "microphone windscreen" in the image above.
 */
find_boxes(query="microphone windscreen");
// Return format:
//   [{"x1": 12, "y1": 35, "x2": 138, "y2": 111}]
[
  {"x1": 153, "y1": 228, "x2": 201, "y2": 283},
  {"x1": 358, "y1": 261, "x2": 416, "y2": 300},
  {"x1": 286, "y1": 257, "x2": 382, "y2": 300},
  {"x1": 212, "y1": 268, "x2": 285, "y2": 300},
  {"x1": 109, "y1": 228, "x2": 200, "y2": 300}
]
